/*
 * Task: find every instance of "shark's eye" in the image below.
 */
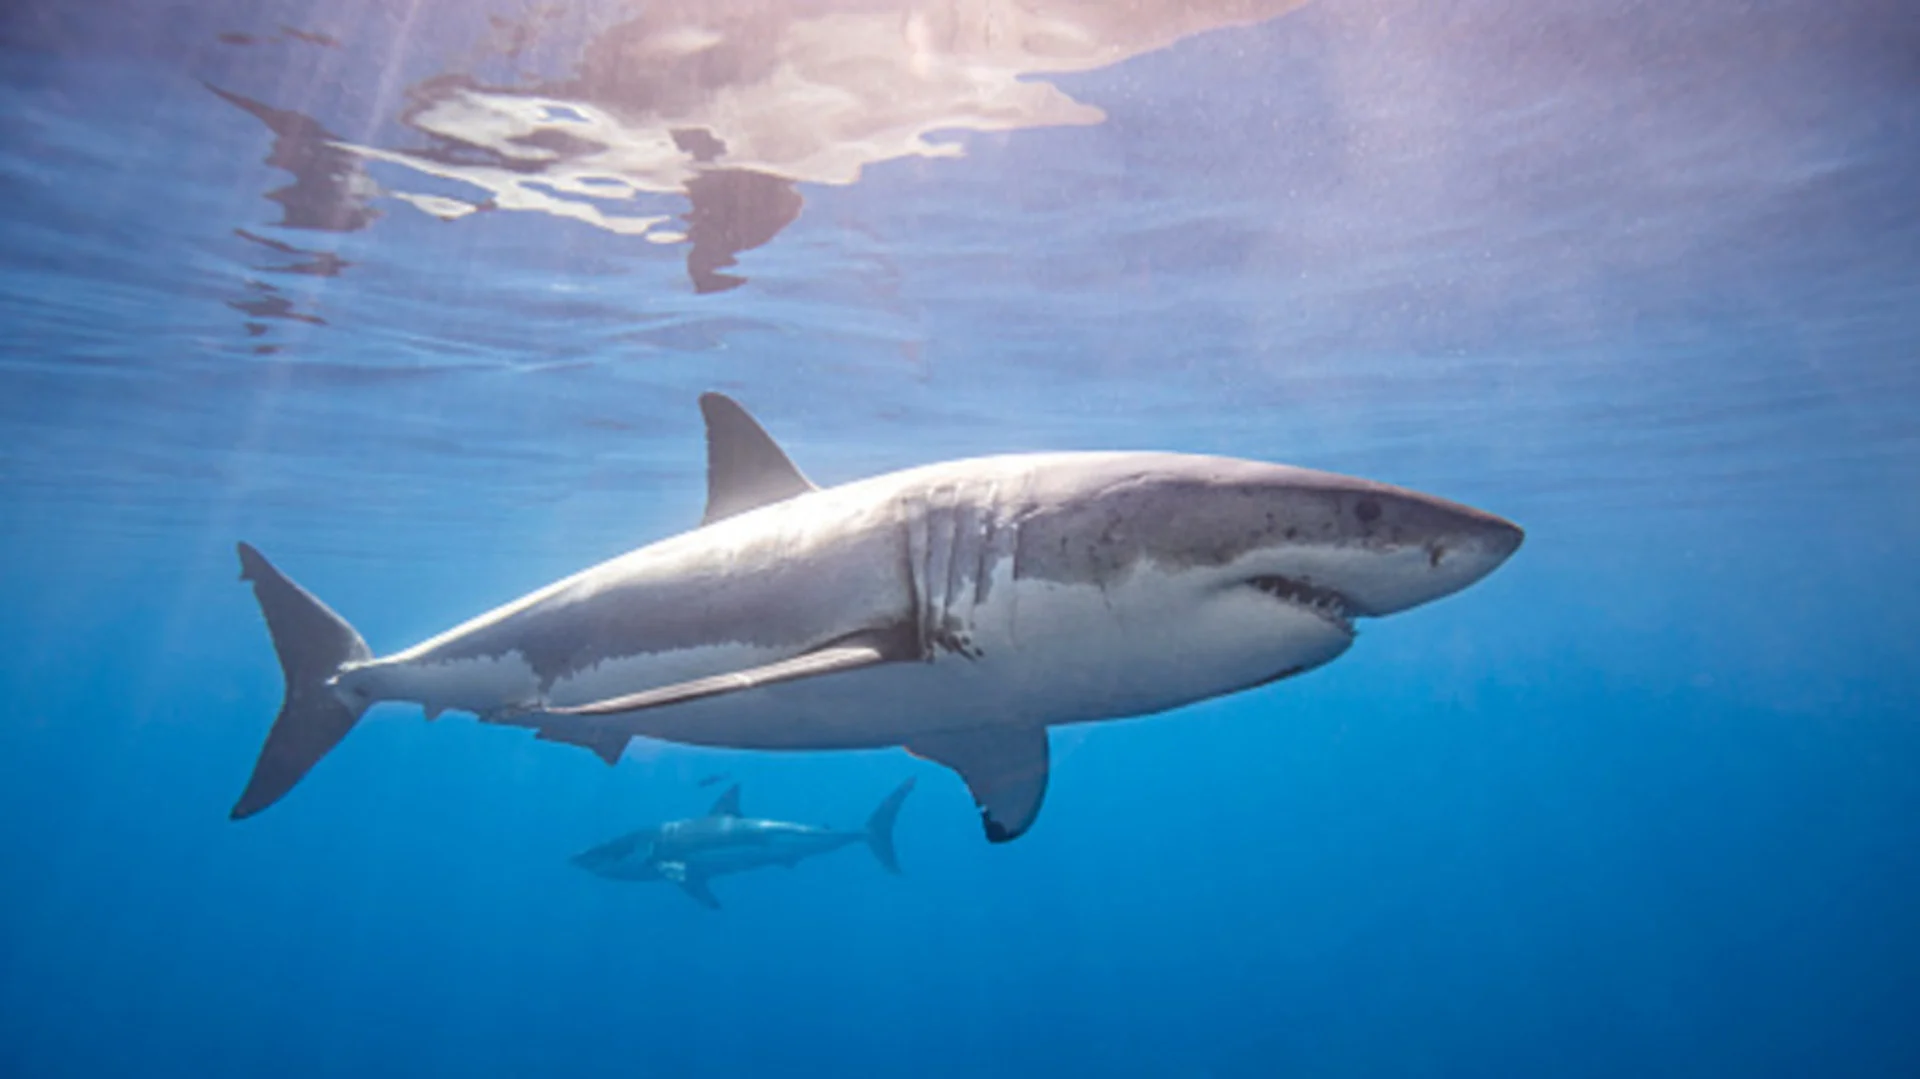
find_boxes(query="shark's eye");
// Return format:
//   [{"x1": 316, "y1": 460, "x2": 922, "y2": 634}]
[{"x1": 1354, "y1": 498, "x2": 1381, "y2": 524}]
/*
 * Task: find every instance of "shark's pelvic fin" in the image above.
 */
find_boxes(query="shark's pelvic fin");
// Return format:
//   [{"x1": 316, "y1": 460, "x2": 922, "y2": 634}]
[
  {"x1": 708, "y1": 784, "x2": 742, "y2": 817},
  {"x1": 545, "y1": 634, "x2": 904, "y2": 718},
  {"x1": 230, "y1": 543, "x2": 374, "y2": 820},
  {"x1": 534, "y1": 722, "x2": 630, "y2": 765},
  {"x1": 907, "y1": 726, "x2": 1050, "y2": 843},
  {"x1": 698, "y1": 392, "x2": 816, "y2": 525}
]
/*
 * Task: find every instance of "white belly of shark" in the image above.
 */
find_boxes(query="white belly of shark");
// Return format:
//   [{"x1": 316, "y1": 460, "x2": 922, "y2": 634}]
[{"x1": 230, "y1": 392, "x2": 1523, "y2": 842}]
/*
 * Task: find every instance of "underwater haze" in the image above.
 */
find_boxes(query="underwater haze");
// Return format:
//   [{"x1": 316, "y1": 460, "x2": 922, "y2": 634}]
[{"x1": 3, "y1": 0, "x2": 1919, "y2": 1075}]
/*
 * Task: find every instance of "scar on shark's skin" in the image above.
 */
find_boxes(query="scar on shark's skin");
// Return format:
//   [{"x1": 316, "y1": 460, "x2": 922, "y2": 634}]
[{"x1": 231, "y1": 392, "x2": 1523, "y2": 842}]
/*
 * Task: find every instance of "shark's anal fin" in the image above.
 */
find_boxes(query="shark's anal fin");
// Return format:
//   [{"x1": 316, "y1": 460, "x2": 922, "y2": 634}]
[
  {"x1": 699, "y1": 393, "x2": 816, "y2": 525},
  {"x1": 708, "y1": 784, "x2": 742, "y2": 817},
  {"x1": 546, "y1": 635, "x2": 902, "y2": 718},
  {"x1": 907, "y1": 727, "x2": 1050, "y2": 844}
]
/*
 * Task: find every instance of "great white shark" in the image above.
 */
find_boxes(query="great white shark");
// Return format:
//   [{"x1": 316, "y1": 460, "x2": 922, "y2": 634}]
[
  {"x1": 233, "y1": 393, "x2": 1523, "y2": 840},
  {"x1": 570, "y1": 780, "x2": 916, "y2": 910}
]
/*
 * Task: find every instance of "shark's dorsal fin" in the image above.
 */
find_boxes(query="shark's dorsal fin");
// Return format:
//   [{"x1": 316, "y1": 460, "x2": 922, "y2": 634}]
[
  {"x1": 544, "y1": 632, "x2": 908, "y2": 718},
  {"x1": 906, "y1": 726, "x2": 1050, "y2": 843},
  {"x1": 708, "y1": 784, "x2": 742, "y2": 818},
  {"x1": 699, "y1": 392, "x2": 816, "y2": 525}
]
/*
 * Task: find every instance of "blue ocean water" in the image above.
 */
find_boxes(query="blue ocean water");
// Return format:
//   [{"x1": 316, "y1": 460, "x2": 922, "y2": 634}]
[{"x1": 3, "y1": 0, "x2": 1918, "y2": 1075}]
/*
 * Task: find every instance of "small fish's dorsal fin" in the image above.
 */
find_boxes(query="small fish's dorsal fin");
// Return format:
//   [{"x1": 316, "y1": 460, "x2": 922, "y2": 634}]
[
  {"x1": 708, "y1": 784, "x2": 742, "y2": 818},
  {"x1": 699, "y1": 393, "x2": 816, "y2": 525}
]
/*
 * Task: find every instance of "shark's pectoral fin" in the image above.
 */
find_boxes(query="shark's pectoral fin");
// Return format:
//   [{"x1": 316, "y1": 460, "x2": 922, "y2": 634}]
[
  {"x1": 546, "y1": 633, "x2": 907, "y2": 718},
  {"x1": 907, "y1": 726, "x2": 1050, "y2": 844},
  {"x1": 534, "y1": 721, "x2": 630, "y2": 765},
  {"x1": 659, "y1": 864, "x2": 721, "y2": 910}
]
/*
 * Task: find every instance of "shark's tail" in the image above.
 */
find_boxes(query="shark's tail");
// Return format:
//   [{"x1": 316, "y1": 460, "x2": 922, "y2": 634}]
[
  {"x1": 865, "y1": 777, "x2": 915, "y2": 874},
  {"x1": 230, "y1": 542, "x2": 373, "y2": 820}
]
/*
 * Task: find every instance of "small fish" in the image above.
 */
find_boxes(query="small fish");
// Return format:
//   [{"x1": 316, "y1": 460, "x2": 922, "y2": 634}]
[{"x1": 571, "y1": 781, "x2": 915, "y2": 909}]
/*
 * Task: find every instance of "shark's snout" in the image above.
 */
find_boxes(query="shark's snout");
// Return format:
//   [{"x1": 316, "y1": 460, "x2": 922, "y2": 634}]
[
  {"x1": 1486, "y1": 516, "x2": 1525, "y2": 561},
  {"x1": 1452, "y1": 503, "x2": 1524, "y2": 566},
  {"x1": 1442, "y1": 500, "x2": 1524, "y2": 566},
  {"x1": 1339, "y1": 495, "x2": 1523, "y2": 617}
]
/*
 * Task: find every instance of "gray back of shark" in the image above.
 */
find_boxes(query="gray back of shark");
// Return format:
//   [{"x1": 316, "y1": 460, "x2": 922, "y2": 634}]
[
  {"x1": 570, "y1": 780, "x2": 915, "y2": 909},
  {"x1": 231, "y1": 393, "x2": 1523, "y2": 841}
]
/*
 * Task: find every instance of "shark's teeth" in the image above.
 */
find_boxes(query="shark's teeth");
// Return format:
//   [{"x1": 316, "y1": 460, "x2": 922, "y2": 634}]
[{"x1": 1248, "y1": 575, "x2": 1356, "y2": 635}]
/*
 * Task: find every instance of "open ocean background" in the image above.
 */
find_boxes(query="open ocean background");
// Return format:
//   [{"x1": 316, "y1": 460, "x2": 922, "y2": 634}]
[{"x1": 2, "y1": 0, "x2": 1917, "y2": 1075}]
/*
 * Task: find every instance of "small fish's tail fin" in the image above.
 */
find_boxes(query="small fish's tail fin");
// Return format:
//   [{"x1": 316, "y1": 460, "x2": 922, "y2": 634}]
[
  {"x1": 865, "y1": 777, "x2": 916, "y2": 874},
  {"x1": 230, "y1": 542, "x2": 373, "y2": 820}
]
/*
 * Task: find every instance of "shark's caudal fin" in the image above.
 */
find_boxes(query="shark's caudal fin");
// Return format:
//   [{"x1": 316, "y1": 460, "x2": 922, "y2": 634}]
[
  {"x1": 865, "y1": 778, "x2": 916, "y2": 874},
  {"x1": 230, "y1": 543, "x2": 373, "y2": 820}
]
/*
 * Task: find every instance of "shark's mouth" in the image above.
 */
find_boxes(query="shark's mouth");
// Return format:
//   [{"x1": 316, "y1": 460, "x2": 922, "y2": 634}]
[{"x1": 1249, "y1": 575, "x2": 1357, "y2": 636}]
